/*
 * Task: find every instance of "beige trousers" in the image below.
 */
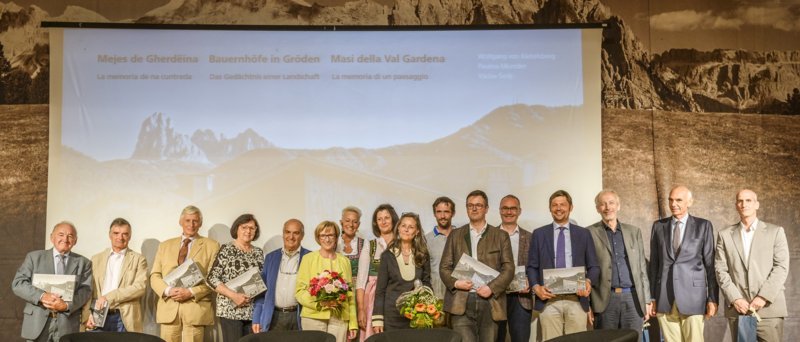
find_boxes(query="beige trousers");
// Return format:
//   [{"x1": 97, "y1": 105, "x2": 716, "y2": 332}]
[
  {"x1": 159, "y1": 304, "x2": 205, "y2": 342},
  {"x1": 538, "y1": 297, "x2": 588, "y2": 341},
  {"x1": 656, "y1": 303, "x2": 704, "y2": 342},
  {"x1": 301, "y1": 316, "x2": 349, "y2": 342}
]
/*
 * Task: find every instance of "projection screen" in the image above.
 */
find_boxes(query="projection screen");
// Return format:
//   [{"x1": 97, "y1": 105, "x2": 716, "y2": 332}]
[{"x1": 46, "y1": 24, "x2": 603, "y2": 256}]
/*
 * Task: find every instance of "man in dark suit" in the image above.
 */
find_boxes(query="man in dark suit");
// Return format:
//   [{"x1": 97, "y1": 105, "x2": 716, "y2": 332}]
[
  {"x1": 527, "y1": 190, "x2": 599, "y2": 341},
  {"x1": 440, "y1": 190, "x2": 515, "y2": 342},
  {"x1": 649, "y1": 185, "x2": 718, "y2": 342},
  {"x1": 252, "y1": 218, "x2": 310, "y2": 332},
  {"x1": 495, "y1": 194, "x2": 532, "y2": 342},
  {"x1": 12, "y1": 221, "x2": 93, "y2": 342},
  {"x1": 587, "y1": 190, "x2": 650, "y2": 339}
]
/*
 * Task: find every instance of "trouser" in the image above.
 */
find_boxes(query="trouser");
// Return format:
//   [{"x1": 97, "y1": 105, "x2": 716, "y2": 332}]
[
  {"x1": 656, "y1": 302, "x2": 704, "y2": 342},
  {"x1": 219, "y1": 317, "x2": 252, "y2": 342},
  {"x1": 160, "y1": 305, "x2": 206, "y2": 342},
  {"x1": 270, "y1": 309, "x2": 300, "y2": 331},
  {"x1": 539, "y1": 295, "x2": 588, "y2": 341},
  {"x1": 596, "y1": 291, "x2": 643, "y2": 340},
  {"x1": 727, "y1": 316, "x2": 784, "y2": 342},
  {"x1": 301, "y1": 316, "x2": 349, "y2": 342},
  {"x1": 451, "y1": 293, "x2": 498, "y2": 342},
  {"x1": 495, "y1": 294, "x2": 531, "y2": 342}
]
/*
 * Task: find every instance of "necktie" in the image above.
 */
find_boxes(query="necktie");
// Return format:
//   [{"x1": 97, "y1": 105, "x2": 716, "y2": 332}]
[
  {"x1": 556, "y1": 227, "x2": 566, "y2": 268},
  {"x1": 672, "y1": 221, "x2": 682, "y2": 254},
  {"x1": 56, "y1": 254, "x2": 66, "y2": 275},
  {"x1": 177, "y1": 238, "x2": 190, "y2": 265}
]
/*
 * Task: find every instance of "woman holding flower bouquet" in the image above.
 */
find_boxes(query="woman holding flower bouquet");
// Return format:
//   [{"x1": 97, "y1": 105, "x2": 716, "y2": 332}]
[
  {"x1": 295, "y1": 221, "x2": 358, "y2": 342},
  {"x1": 371, "y1": 212, "x2": 433, "y2": 332}
]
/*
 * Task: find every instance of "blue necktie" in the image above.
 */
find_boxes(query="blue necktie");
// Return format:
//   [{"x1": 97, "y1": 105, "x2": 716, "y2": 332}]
[{"x1": 556, "y1": 227, "x2": 566, "y2": 268}]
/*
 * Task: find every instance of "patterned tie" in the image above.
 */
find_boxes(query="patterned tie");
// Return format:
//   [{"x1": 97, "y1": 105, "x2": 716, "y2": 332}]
[
  {"x1": 556, "y1": 227, "x2": 566, "y2": 268},
  {"x1": 177, "y1": 238, "x2": 191, "y2": 265},
  {"x1": 672, "y1": 221, "x2": 682, "y2": 254},
  {"x1": 56, "y1": 254, "x2": 66, "y2": 275}
]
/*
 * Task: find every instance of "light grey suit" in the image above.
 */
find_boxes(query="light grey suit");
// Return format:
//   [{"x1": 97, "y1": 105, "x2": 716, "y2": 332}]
[
  {"x1": 12, "y1": 249, "x2": 93, "y2": 341},
  {"x1": 587, "y1": 221, "x2": 650, "y2": 315},
  {"x1": 715, "y1": 220, "x2": 789, "y2": 340}
]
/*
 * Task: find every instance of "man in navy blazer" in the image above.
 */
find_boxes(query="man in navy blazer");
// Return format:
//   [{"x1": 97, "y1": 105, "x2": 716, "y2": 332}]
[
  {"x1": 252, "y1": 219, "x2": 310, "y2": 332},
  {"x1": 526, "y1": 190, "x2": 599, "y2": 341},
  {"x1": 648, "y1": 185, "x2": 718, "y2": 342}
]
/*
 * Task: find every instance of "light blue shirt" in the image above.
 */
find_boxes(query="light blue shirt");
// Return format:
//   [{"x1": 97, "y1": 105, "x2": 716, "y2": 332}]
[{"x1": 552, "y1": 223, "x2": 572, "y2": 268}]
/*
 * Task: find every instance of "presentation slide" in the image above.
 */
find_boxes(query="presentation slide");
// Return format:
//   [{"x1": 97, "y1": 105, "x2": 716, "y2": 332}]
[{"x1": 48, "y1": 26, "x2": 602, "y2": 255}]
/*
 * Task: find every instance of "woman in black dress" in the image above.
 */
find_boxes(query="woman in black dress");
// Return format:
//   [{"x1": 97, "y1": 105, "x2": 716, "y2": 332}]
[{"x1": 371, "y1": 212, "x2": 431, "y2": 332}]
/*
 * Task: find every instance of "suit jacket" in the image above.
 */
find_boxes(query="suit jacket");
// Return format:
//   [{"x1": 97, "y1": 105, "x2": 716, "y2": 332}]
[
  {"x1": 12, "y1": 249, "x2": 93, "y2": 340},
  {"x1": 526, "y1": 223, "x2": 600, "y2": 312},
  {"x1": 150, "y1": 236, "x2": 220, "y2": 326},
  {"x1": 509, "y1": 226, "x2": 533, "y2": 311},
  {"x1": 82, "y1": 248, "x2": 148, "y2": 332},
  {"x1": 648, "y1": 215, "x2": 718, "y2": 315},
  {"x1": 587, "y1": 221, "x2": 650, "y2": 315},
  {"x1": 439, "y1": 224, "x2": 515, "y2": 320},
  {"x1": 252, "y1": 247, "x2": 310, "y2": 329},
  {"x1": 715, "y1": 220, "x2": 789, "y2": 318}
]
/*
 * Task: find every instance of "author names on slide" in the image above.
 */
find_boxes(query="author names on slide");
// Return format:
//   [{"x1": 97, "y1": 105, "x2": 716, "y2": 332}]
[{"x1": 476, "y1": 53, "x2": 555, "y2": 80}]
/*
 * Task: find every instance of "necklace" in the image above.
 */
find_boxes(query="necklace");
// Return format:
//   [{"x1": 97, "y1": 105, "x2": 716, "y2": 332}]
[{"x1": 401, "y1": 248, "x2": 412, "y2": 265}]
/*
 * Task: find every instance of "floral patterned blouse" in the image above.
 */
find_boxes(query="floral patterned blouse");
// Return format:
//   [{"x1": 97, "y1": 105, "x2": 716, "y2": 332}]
[{"x1": 207, "y1": 242, "x2": 264, "y2": 320}]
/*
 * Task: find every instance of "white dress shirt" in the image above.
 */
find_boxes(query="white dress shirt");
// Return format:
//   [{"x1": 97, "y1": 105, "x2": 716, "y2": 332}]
[
  {"x1": 740, "y1": 219, "x2": 758, "y2": 264},
  {"x1": 102, "y1": 249, "x2": 127, "y2": 296}
]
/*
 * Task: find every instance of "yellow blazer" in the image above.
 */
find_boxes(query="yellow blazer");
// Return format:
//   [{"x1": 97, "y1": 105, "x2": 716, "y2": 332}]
[
  {"x1": 83, "y1": 248, "x2": 148, "y2": 332},
  {"x1": 295, "y1": 251, "x2": 358, "y2": 330},
  {"x1": 150, "y1": 236, "x2": 220, "y2": 326}
]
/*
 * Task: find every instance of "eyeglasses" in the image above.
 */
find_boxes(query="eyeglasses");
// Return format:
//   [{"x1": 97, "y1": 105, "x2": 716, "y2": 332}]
[
  {"x1": 500, "y1": 206, "x2": 519, "y2": 212},
  {"x1": 319, "y1": 234, "x2": 336, "y2": 240},
  {"x1": 466, "y1": 204, "x2": 486, "y2": 210}
]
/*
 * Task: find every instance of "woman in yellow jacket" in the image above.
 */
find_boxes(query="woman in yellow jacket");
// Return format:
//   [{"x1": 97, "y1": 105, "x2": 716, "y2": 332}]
[{"x1": 295, "y1": 221, "x2": 358, "y2": 342}]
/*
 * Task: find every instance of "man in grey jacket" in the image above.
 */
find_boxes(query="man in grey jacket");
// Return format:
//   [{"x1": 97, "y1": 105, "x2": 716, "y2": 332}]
[
  {"x1": 12, "y1": 221, "x2": 93, "y2": 342},
  {"x1": 587, "y1": 190, "x2": 651, "y2": 339}
]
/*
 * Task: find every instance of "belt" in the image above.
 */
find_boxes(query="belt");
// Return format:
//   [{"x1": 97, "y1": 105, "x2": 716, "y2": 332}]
[
  {"x1": 275, "y1": 306, "x2": 297, "y2": 312},
  {"x1": 612, "y1": 287, "x2": 632, "y2": 293},
  {"x1": 551, "y1": 294, "x2": 579, "y2": 301},
  {"x1": 108, "y1": 309, "x2": 121, "y2": 315}
]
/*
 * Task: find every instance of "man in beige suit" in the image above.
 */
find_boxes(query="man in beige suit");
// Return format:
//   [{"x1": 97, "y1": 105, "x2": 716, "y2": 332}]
[
  {"x1": 587, "y1": 190, "x2": 650, "y2": 339},
  {"x1": 150, "y1": 205, "x2": 220, "y2": 342},
  {"x1": 715, "y1": 189, "x2": 789, "y2": 341},
  {"x1": 440, "y1": 190, "x2": 515, "y2": 342},
  {"x1": 84, "y1": 218, "x2": 148, "y2": 332}
]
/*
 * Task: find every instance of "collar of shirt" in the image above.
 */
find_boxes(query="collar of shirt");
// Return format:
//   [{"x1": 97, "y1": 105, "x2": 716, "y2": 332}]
[
  {"x1": 52, "y1": 248, "x2": 68, "y2": 258},
  {"x1": 469, "y1": 222, "x2": 488, "y2": 235},
  {"x1": 503, "y1": 225, "x2": 520, "y2": 236},
  {"x1": 110, "y1": 248, "x2": 128, "y2": 257},
  {"x1": 740, "y1": 218, "x2": 759, "y2": 232},
  {"x1": 283, "y1": 247, "x2": 301, "y2": 258},
  {"x1": 432, "y1": 225, "x2": 455, "y2": 237},
  {"x1": 181, "y1": 235, "x2": 196, "y2": 242},
  {"x1": 671, "y1": 215, "x2": 689, "y2": 226},
  {"x1": 552, "y1": 222, "x2": 571, "y2": 230},
  {"x1": 602, "y1": 220, "x2": 620, "y2": 232}
]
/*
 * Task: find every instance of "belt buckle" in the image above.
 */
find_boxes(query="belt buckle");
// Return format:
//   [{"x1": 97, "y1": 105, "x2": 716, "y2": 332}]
[
  {"x1": 614, "y1": 288, "x2": 623, "y2": 293},
  {"x1": 49, "y1": 311, "x2": 58, "y2": 318}
]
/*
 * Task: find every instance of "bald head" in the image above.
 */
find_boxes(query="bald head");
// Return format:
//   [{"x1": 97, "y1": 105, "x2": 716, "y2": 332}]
[
  {"x1": 735, "y1": 189, "x2": 759, "y2": 222},
  {"x1": 668, "y1": 185, "x2": 693, "y2": 219}
]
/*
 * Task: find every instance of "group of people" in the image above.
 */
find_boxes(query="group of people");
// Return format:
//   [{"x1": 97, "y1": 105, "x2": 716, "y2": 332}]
[{"x1": 11, "y1": 186, "x2": 788, "y2": 342}]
